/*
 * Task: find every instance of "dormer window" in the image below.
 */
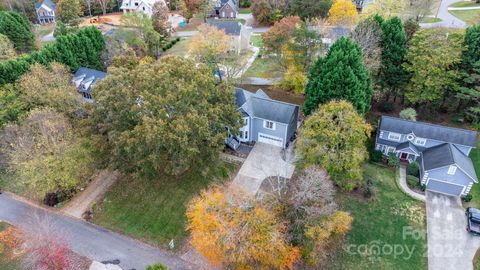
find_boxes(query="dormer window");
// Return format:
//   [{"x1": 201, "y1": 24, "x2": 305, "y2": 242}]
[
  {"x1": 388, "y1": 132, "x2": 401, "y2": 141},
  {"x1": 414, "y1": 137, "x2": 426, "y2": 146},
  {"x1": 406, "y1": 134, "x2": 414, "y2": 141},
  {"x1": 447, "y1": 165, "x2": 457, "y2": 175}
]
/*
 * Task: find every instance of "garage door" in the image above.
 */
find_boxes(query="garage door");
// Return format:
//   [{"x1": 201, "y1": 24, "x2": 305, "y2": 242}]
[
  {"x1": 258, "y1": 133, "x2": 283, "y2": 147},
  {"x1": 426, "y1": 179, "x2": 465, "y2": 196}
]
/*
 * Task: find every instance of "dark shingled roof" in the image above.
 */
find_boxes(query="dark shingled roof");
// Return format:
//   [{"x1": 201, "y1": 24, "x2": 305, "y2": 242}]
[
  {"x1": 422, "y1": 143, "x2": 478, "y2": 182},
  {"x1": 235, "y1": 88, "x2": 299, "y2": 124},
  {"x1": 207, "y1": 19, "x2": 242, "y2": 36},
  {"x1": 379, "y1": 116, "x2": 477, "y2": 147},
  {"x1": 73, "y1": 67, "x2": 107, "y2": 93},
  {"x1": 35, "y1": 0, "x2": 56, "y2": 10}
]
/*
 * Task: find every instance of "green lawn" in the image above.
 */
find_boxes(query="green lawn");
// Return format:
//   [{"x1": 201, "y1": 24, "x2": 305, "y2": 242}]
[
  {"x1": 163, "y1": 37, "x2": 191, "y2": 57},
  {"x1": 420, "y1": 17, "x2": 442, "y2": 23},
  {"x1": 323, "y1": 164, "x2": 427, "y2": 270},
  {"x1": 243, "y1": 56, "x2": 284, "y2": 78},
  {"x1": 93, "y1": 163, "x2": 237, "y2": 249},
  {"x1": 251, "y1": 35, "x2": 263, "y2": 48},
  {"x1": 450, "y1": 1, "x2": 480, "y2": 8},
  {"x1": 450, "y1": 9, "x2": 480, "y2": 24},
  {"x1": 239, "y1": 8, "x2": 251, "y2": 14},
  {"x1": 475, "y1": 249, "x2": 480, "y2": 270},
  {"x1": 35, "y1": 24, "x2": 55, "y2": 37},
  {"x1": 467, "y1": 140, "x2": 480, "y2": 208},
  {"x1": 0, "y1": 223, "x2": 21, "y2": 270}
]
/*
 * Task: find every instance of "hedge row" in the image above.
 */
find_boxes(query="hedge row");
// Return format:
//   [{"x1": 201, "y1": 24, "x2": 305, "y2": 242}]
[
  {"x1": 0, "y1": 26, "x2": 105, "y2": 85},
  {"x1": 0, "y1": 11, "x2": 36, "y2": 53}
]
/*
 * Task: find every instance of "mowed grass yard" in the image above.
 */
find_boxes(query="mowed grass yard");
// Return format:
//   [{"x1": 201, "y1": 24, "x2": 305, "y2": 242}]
[
  {"x1": 323, "y1": 164, "x2": 427, "y2": 270},
  {"x1": 450, "y1": 9, "x2": 480, "y2": 24},
  {"x1": 93, "y1": 162, "x2": 238, "y2": 249},
  {"x1": 0, "y1": 223, "x2": 21, "y2": 270},
  {"x1": 466, "y1": 140, "x2": 480, "y2": 208},
  {"x1": 450, "y1": 1, "x2": 480, "y2": 8}
]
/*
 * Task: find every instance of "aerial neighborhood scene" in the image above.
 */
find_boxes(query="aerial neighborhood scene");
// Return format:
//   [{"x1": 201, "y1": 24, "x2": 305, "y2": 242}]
[{"x1": 1, "y1": 0, "x2": 480, "y2": 269}]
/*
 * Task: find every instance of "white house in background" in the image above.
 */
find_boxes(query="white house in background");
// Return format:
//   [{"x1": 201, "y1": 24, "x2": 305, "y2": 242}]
[
  {"x1": 120, "y1": 0, "x2": 167, "y2": 17},
  {"x1": 35, "y1": 0, "x2": 56, "y2": 24}
]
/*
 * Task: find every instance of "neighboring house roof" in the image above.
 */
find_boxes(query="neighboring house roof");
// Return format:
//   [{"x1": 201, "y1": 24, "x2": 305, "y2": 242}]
[
  {"x1": 235, "y1": 88, "x2": 299, "y2": 125},
  {"x1": 207, "y1": 19, "x2": 242, "y2": 36},
  {"x1": 216, "y1": 0, "x2": 239, "y2": 11},
  {"x1": 120, "y1": 0, "x2": 162, "y2": 10},
  {"x1": 422, "y1": 143, "x2": 478, "y2": 182},
  {"x1": 35, "y1": 0, "x2": 56, "y2": 10},
  {"x1": 379, "y1": 116, "x2": 478, "y2": 147},
  {"x1": 73, "y1": 67, "x2": 107, "y2": 93}
]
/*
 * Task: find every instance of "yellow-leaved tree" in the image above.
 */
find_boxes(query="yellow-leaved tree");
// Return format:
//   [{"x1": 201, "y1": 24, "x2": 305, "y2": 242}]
[
  {"x1": 186, "y1": 187, "x2": 300, "y2": 269},
  {"x1": 328, "y1": 0, "x2": 358, "y2": 26},
  {"x1": 364, "y1": 0, "x2": 407, "y2": 18}
]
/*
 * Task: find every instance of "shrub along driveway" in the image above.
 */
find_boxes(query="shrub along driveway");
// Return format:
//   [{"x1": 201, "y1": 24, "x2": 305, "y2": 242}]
[{"x1": 426, "y1": 191, "x2": 480, "y2": 270}]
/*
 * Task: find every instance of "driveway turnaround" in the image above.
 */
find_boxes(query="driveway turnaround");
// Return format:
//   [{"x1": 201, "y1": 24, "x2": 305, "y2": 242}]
[
  {"x1": 420, "y1": 0, "x2": 467, "y2": 28},
  {"x1": 231, "y1": 142, "x2": 295, "y2": 195},
  {"x1": 0, "y1": 193, "x2": 196, "y2": 270},
  {"x1": 426, "y1": 191, "x2": 480, "y2": 270}
]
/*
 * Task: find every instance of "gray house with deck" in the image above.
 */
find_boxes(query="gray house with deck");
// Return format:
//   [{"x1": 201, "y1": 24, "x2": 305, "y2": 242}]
[
  {"x1": 35, "y1": 0, "x2": 56, "y2": 24},
  {"x1": 376, "y1": 116, "x2": 478, "y2": 196},
  {"x1": 72, "y1": 67, "x2": 107, "y2": 102},
  {"x1": 226, "y1": 88, "x2": 299, "y2": 149}
]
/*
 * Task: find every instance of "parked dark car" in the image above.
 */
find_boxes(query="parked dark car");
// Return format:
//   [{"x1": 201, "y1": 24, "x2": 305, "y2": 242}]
[{"x1": 466, "y1": 207, "x2": 480, "y2": 235}]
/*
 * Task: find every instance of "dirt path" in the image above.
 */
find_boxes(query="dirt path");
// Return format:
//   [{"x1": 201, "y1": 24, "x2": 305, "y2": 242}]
[{"x1": 62, "y1": 170, "x2": 119, "y2": 219}]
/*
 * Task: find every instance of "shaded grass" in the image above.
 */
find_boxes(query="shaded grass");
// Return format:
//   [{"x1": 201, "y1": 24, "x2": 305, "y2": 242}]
[
  {"x1": 35, "y1": 24, "x2": 55, "y2": 37},
  {"x1": 163, "y1": 37, "x2": 191, "y2": 57},
  {"x1": 251, "y1": 35, "x2": 263, "y2": 48},
  {"x1": 474, "y1": 248, "x2": 480, "y2": 270},
  {"x1": 466, "y1": 140, "x2": 480, "y2": 208},
  {"x1": 93, "y1": 163, "x2": 237, "y2": 249},
  {"x1": 420, "y1": 17, "x2": 442, "y2": 23},
  {"x1": 450, "y1": 9, "x2": 480, "y2": 24},
  {"x1": 323, "y1": 164, "x2": 427, "y2": 270},
  {"x1": 450, "y1": 1, "x2": 480, "y2": 8},
  {"x1": 243, "y1": 56, "x2": 284, "y2": 78},
  {"x1": 239, "y1": 8, "x2": 251, "y2": 14},
  {"x1": 0, "y1": 222, "x2": 21, "y2": 270}
]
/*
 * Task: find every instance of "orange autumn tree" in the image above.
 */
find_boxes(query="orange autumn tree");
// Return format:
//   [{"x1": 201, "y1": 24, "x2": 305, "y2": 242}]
[
  {"x1": 328, "y1": 0, "x2": 358, "y2": 26},
  {"x1": 186, "y1": 187, "x2": 300, "y2": 269}
]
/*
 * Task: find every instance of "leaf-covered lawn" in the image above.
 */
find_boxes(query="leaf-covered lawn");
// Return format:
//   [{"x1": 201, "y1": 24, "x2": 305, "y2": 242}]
[
  {"x1": 243, "y1": 56, "x2": 284, "y2": 79},
  {"x1": 92, "y1": 163, "x2": 237, "y2": 249},
  {"x1": 0, "y1": 223, "x2": 21, "y2": 270},
  {"x1": 323, "y1": 163, "x2": 427, "y2": 269}
]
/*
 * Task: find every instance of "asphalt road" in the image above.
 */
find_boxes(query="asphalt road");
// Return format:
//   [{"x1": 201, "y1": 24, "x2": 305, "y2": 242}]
[
  {"x1": 0, "y1": 193, "x2": 196, "y2": 270},
  {"x1": 420, "y1": 0, "x2": 467, "y2": 28}
]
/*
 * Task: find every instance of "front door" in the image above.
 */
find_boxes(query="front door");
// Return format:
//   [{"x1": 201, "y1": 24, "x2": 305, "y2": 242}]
[{"x1": 400, "y1": 152, "x2": 408, "y2": 160}]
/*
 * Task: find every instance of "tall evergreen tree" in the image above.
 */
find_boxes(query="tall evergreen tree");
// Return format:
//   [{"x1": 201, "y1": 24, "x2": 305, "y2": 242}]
[
  {"x1": 57, "y1": 0, "x2": 82, "y2": 27},
  {"x1": 304, "y1": 37, "x2": 372, "y2": 115},
  {"x1": 0, "y1": 11, "x2": 35, "y2": 53},
  {"x1": 458, "y1": 24, "x2": 480, "y2": 124},
  {"x1": 379, "y1": 16, "x2": 408, "y2": 101}
]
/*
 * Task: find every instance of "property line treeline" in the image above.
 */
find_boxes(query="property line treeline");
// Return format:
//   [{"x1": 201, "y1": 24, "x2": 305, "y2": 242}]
[{"x1": 0, "y1": 26, "x2": 105, "y2": 85}]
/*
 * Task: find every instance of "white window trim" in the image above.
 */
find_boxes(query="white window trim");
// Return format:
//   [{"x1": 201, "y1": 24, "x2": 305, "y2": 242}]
[
  {"x1": 388, "y1": 132, "x2": 401, "y2": 141},
  {"x1": 447, "y1": 165, "x2": 457, "y2": 175},
  {"x1": 386, "y1": 146, "x2": 395, "y2": 154},
  {"x1": 263, "y1": 120, "x2": 276, "y2": 130},
  {"x1": 243, "y1": 117, "x2": 249, "y2": 126},
  {"x1": 414, "y1": 137, "x2": 426, "y2": 146}
]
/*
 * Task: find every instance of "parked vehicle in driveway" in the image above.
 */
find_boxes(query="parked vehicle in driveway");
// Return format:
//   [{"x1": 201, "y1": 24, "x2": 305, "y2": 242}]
[{"x1": 466, "y1": 207, "x2": 480, "y2": 235}]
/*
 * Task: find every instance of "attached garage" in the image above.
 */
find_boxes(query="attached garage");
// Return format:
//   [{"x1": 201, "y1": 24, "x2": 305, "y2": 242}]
[
  {"x1": 258, "y1": 133, "x2": 283, "y2": 147},
  {"x1": 426, "y1": 179, "x2": 465, "y2": 196}
]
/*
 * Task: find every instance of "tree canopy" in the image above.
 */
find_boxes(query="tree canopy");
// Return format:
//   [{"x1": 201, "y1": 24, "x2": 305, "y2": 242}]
[
  {"x1": 91, "y1": 56, "x2": 241, "y2": 177},
  {"x1": 262, "y1": 16, "x2": 301, "y2": 53},
  {"x1": 304, "y1": 37, "x2": 372, "y2": 115},
  {"x1": 289, "y1": 0, "x2": 333, "y2": 20},
  {"x1": 297, "y1": 100, "x2": 371, "y2": 191},
  {"x1": 327, "y1": 0, "x2": 358, "y2": 26},
  {"x1": 0, "y1": 33, "x2": 15, "y2": 62},
  {"x1": 56, "y1": 0, "x2": 82, "y2": 27},
  {"x1": 0, "y1": 11, "x2": 35, "y2": 53}
]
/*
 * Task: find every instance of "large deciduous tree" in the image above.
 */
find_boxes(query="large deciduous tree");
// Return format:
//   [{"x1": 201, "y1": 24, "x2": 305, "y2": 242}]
[
  {"x1": 297, "y1": 100, "x2": 371, "y2": 191},
  {"x1": 152, "y1": 0, "x2": 171, "y2": 36},
  {"x1": 458, "y1": 24, "x2": 480, "y2": 124},
  {"x1": 91, "y1": 56, "x2": 241, "y2": 177},
  {"x1": 289, "y1": 0, "x2": 333, "y2": 20},
  {"x1": 350, "y1": 16, "x2": 382, "y2": 76},
  {"x1": 251, "y1": 0, "x2": 286, "y2": 25},
  {"x1": 327, "y1": 0, "x2": 358, "y2": 27},
  {"x1": 304, "y1": 37, "x2": 372, "y2": 115},
  {"x1": 56, "y1": 0, "x2": 82, "y2": 27},
  {"x1": 181, "y1": 0, "x2": 202, "y2": 22},
  {"x1": 403, "y1": 28, "x2": 463, "y2": 106},
  {"x1": 0, "y1": 11, "x2": 35, "y2": 53},
  {"x1": 98, "y1": 0, "x2": 111, "y2": 16},
  {"x1": 364, "y1": 0, "x2": 407, "y2": 19},
  {"x1": 186, "y1": 187, "x2": 300, "y2": 269},
  {"x1": 262, "y1": 16, "x2": 301, "y2": 53},
  {"x1": 1, "y1": 109, "x2": 94, "y2": 199},
  {"x1": 379, "y1": 16, "x2": 408, "y2": 101},
  {"x1": 17, "y1": 63, "x2": 81, "y2": 115}
]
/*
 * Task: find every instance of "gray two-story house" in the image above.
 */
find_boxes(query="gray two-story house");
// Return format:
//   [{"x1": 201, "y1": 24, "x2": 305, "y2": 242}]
[
  {"x1": 35, "y1": 0, "x2": 56, "y2": 24},
  {"x1": 376, "y1": 116, "x2": 478, "y2": 196},
  {"x1": 226, "y1": 88, "x2": 299, "y2": 149},
  {"x1": 72, "y1": 67, "x2": 107, "y2": 102}
]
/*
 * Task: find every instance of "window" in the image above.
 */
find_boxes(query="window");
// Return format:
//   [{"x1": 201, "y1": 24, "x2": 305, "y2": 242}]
[
  {"x1": 135, "y1": 2, "x2": 139, "y2": 6},
  {"x1": 387, "y1": 146, "x2": 395, "y2": 154},
  {"x1": 406, "y1": 134, "x2": 414, "y2": 141},
  {"x1": 448, "y1": 165, "x2": 457, "y2": 175},
  {"x1": 243, "y1": 118, "x2": 248, "y2": 126},
  {"x1": 414, "y1": 138, "x2": 426, "y2": 146},
  {"x1": 264, "y1": 120, "x2": 275, "y2": 130},
  {"x1": 387, "y1": 132, "x2": 401, "y2": 141},
  {"x1": 240, "y1": 131, "x2": 244, "y2": 138},
  {"x1": 245, "y1": 131, "x2": 248, "y2": 139}
]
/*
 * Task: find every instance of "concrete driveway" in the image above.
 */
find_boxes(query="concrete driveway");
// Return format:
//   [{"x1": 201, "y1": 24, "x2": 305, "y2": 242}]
[
  {"x1": 426, "y1": 191, "x2": 480, "y2": 270},
  {"x1": 231, "y1": 142, "x2": 295, "y2": 195},
  {"x1": 420, "y1": 0, "x2": 466, "y2": 28}
]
